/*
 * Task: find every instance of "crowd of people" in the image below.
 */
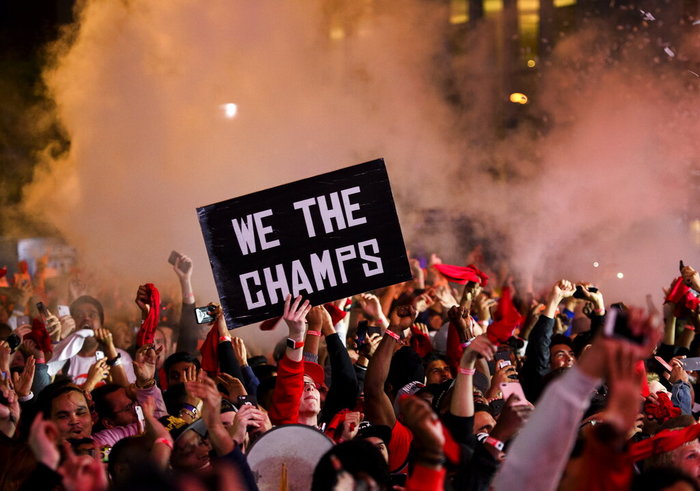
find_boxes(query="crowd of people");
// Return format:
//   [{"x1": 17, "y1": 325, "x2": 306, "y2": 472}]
[{"x1": 1, "y1": 249, "x2": 700, "y2": 491}]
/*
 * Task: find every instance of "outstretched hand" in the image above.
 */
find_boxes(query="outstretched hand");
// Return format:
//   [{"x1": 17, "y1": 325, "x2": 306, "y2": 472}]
[{"x1": 283, "y1": 294, "x2": 311, "y2": 339}]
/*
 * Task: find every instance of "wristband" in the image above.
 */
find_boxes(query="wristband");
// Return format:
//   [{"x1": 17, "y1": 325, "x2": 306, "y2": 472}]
[
  {"x1": 219, "y1": 335, "x2": 232, "y2": 343},
  {"x1": 484, "y1": 436, "x2": 505, "y2": 451},
  {"x1": 106, "y1": 353, "x2": 122, "y2": 367},
  {"x1": 458, "y1": 367, "x2": 476, "y2": 376},
  {"x1": 460, "y1": 339, "x2": 474, "y2": 349},
  {"x1": 19, "y1": 392, "x2": 34, "y2": 402},
  {"x1": 307, "y1": 330, "x2": 321, "y2": 337},
  {"x1": 593, "y1": 308, "x2": 605, "y2": 315},
  {"x1": 154, "y1": 437, "x2": 174, "y2": 450},
  {"x1": 376, "y1": 317, "x2": 387, "y2": 327},
  {"x1": 385, "y1": 330, "x2": 401, "y2": 342}
]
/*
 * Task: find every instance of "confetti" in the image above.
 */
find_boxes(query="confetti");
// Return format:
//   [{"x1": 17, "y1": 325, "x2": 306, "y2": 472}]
[
  {"x1": 664, "y1": 46, "x2": 675, "y2": 58},
  {"x1": 640, "y1": 9, "x2": 655, "y2": 21}
]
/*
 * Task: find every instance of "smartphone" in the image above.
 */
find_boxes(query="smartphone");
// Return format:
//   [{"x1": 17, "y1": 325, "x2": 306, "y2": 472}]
[
  {"x1": 500, "y1": 382, "x2": 528, "y2": 406},
  {"x1": 356, "y1": 320, "x2": 369, "y2": 345},
  {"x1": 367, "y1": 326, "x2": 382, "y2": 336},
  {"x1": 134, "y1": 405, "x2": 145, "y2": 431},
  {"x1": 17, "y1": 315, "x2": 30, "y2": 327},
  {"x1": 654, "y1": 356, "x2": 673, "y2": 373},
  {"x1": 168, "y1": 250, "x2": 191, "y2": 274},
  {"x1": 236, "y1": 395, "x2": 255, "y2": 409},
  {"x1": 603, "y1": 305, "x2": 646, "y2": 345},
  {"x1": 498, "y1": 359, "x2": 512, "y2": 369},
  {"x1": 95, "y1": 350, "x2": 105, "y2": 361},
  {"x1": 573, "y1": 285, "x2": 598, "y2": 300},
  {"x1": 681, "y1": 357, "x2": 700, "y2": 371},
  {"x1": 194, "y1": 305, "x2": 216, "y2": 324},
  {"x1": 57, "y1": 305, "x2": 70, "y2": 317},
  {"x1": 36, "y1": 301, "x2": 49, "y2": 317},
  {"x1": 680, "y1": 260, "x2": 686, "y2": 272}
]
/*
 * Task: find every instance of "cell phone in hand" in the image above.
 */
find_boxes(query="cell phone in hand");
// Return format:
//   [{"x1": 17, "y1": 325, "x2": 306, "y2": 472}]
[
  {"x1": 168, "y1": 250, "x2": 191, "y2": 274},
  {"x1": 95, "y1": 350, "x2": 105, "y2": 361},
  {"x1": 573, "y1": 285, "x2": 598, "y2": 300},
  {"x1": 681, "y1": 357, "x2": 700, "y2": 372},
  {"x1": 356, "y1": 321, "x2": 369, "y2": 345},
  {"x1": 17, "y1": 315, "x2": 30, "y2": 327},
  {"x1": 36, "y1": 301, "x2": 49, "y2": 317},
  {"x1": 194, "y1": 305, "x2": 216, "y2": 324},
  {"x1": 603, "y1": 305, "x2": 646, "y2": 345},
  {"x1": 500, "y1": 382, "x2": 528, "y2": 406},
  {"x1": 57, "y1": 305, "x2": 70, "y2": 317},
  {"x1": 498, "y1": 359, "x2": 512, "y2": 369},
  {"x1": 134, "y1": 405, "x2": 145, "y2": 426},
  {"x1": 236, "y1": 395, "x2": 255, "y2": 409},
  {"x1": 654, "y1": 356, "x2": 673, "y2": 373}
]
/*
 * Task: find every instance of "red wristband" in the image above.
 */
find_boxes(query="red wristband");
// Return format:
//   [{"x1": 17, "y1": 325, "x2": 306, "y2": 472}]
[
  {"x1": 385, "y1": 330, "x2": 401, "y2": 342},
  {"x1": 154, "y1": 437, "x2": 173, "y2": 449},
  {"x1": 307, "y1": 330, "x2": 321, "y2": 337},
  {"x1": 219, "y1": 336, "x2": 232, "y2": 343}
]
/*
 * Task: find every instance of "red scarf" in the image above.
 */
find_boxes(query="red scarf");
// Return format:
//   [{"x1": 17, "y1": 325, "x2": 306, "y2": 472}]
[
  {"x1": 200, "y1": 323, "x2": 219, "y2": 375},
  {"x1": 665, "y1": 277, "x2": 700, "y2": 316},
  {"x1": 432, "y1": 264, "x2": 488, "y2": 286},
  {"x1": 26, "y1": 317, "x2": 53, "y2": 358},
  {"x1": 487, "y1": 286, "x2": 522, "y2": 345},
  {"x1": 136, "y1": 283, "x2": 161, "y2": 346}
]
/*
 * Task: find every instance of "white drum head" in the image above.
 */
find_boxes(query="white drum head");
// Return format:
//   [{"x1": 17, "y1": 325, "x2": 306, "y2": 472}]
[{"x1": 246, "y1": 424, "x2": 334, "y2": 491}]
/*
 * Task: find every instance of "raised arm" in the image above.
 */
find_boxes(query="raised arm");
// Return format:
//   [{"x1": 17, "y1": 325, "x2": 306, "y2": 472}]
[
  {"x1": 268, "y1": 295, "x2": 311, "y2": 426},
  {"x1": 364, "y1": 306, "x2": 414, "y2": 426}
]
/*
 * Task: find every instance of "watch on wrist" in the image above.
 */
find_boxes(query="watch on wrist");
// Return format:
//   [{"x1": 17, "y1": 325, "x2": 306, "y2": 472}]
[{"x1": 286, "y1": 338, "x2": 305, "y2": 350}]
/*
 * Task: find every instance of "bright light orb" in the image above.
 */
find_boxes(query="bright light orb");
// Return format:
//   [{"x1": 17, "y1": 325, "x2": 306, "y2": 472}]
[
  {"x1": 617, "y1": 272, "x2": 624, "y2": 279},
  {"x1": 221, "y1": 103, "x2": 238, "y2": 119},
  {"x1": 593, "y1": 262, "x2": 599, "y2": 268},
  {"x1": 509, "y1": 92, "x2": 528, "y2": 104}
]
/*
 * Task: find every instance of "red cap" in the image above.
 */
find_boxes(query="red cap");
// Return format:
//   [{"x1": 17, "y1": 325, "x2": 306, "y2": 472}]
[{"x1": 304, "y1": 361, "x2": 325, "y2": 387}]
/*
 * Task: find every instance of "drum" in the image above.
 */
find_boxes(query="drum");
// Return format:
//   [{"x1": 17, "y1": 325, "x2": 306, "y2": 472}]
[{"x1": 246, "y1": 424, "x2": 334, "y2": 491}]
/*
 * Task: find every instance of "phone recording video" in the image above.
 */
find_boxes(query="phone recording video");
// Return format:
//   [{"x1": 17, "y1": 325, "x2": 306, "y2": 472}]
[{"x1": 168, "y1": 250, "x2": 192, "y2": 274}]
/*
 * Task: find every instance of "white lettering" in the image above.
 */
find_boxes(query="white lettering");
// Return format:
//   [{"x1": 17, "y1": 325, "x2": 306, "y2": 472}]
[
  {"x1": 335, "y1": 245, "x2": 356, "y2": 284},
  {"x1": 253, "y1": 209, "x2": 280, "y2": 250},
  {"x1": 358, "y1": 239, "x2": 384, "y2": 276},
  {"x1": 293, "y1": 198, "x2": 318, "y2": 238},
  {"x1": 263, "y1": 264, "x2": 289, "y2": 304},
  {"x1": 240, "y1": 271, "x2": 266, "y2": 309},
  {"x1": 317, "y1": 192, "x2": 347, "y2": 234},
  {"x1": 309, "y1": 250, "x2": 338, "y2": 291},
  {"x1": 341, "y1": 187, "x2": 367, "y2": 227},
  {"x1": 231, "y1": 215, "x2": 257, "y2": 255},
  {"x1": 290, "y1": 260, "x2": 314, "y2": 297}
]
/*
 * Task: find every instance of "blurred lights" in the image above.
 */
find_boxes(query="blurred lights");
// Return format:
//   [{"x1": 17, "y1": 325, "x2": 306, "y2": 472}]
[
  {"x1": 329, "y1": 27, "x2": 345, "y2": 40},
  {"x1": 593, "y1": 261, "x2": 599, "y2": 268},
  {"x1": 617, "y1": 272, "x2": 624, "y2": 279},
  {"x1": 221, "y1": 103, "x2": 238, "y2": 119},
  {"x1": 527, "y1": 59, "x2": 536, "y2": 68},
  {"x1": 509, "y1": 92, "x2": 529, "y2": 104}
]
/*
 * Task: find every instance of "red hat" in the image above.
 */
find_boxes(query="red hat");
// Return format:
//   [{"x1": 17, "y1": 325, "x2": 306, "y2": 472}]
[{"x1": 304, "y1": 361, "x2": 325, "y2": 387}]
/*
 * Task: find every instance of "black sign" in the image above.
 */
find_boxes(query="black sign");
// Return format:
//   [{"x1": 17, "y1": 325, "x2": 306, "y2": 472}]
[{"x1": 197, "y1": 159, "x2": 412, "y2": 328}]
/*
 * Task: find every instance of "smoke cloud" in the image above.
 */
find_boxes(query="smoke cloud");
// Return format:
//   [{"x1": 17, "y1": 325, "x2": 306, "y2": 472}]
[{"x1": 19, "y1": 0, "x2": 700, "y2": 351}]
